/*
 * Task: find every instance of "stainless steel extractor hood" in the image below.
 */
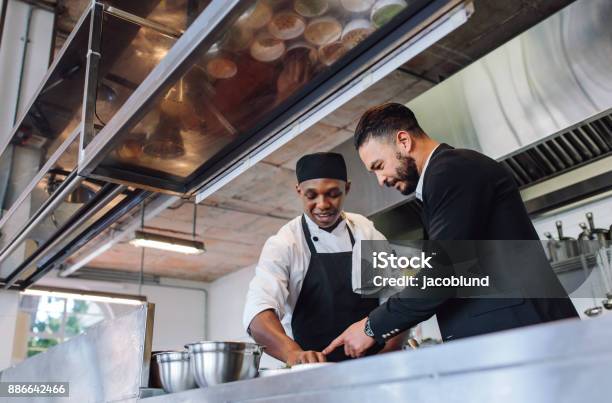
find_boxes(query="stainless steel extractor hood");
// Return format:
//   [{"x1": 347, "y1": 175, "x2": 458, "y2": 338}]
[{"x1": 342, "y1": 0, "x2": 612, "y2": 219}]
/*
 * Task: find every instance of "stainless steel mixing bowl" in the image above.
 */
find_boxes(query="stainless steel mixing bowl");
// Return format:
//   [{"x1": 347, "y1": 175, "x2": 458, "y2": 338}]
[
  {"x1": 155, "y1": 351, "x2": 197, "y2": 393},
  {"x1": 186, "y1": 341, "x2": 263, "y2": 386}
]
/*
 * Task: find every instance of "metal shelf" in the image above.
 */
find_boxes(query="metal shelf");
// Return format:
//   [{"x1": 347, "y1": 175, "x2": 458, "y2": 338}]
[{"x1": 0, "y1": 1, "x2": 195, "y2": 289}]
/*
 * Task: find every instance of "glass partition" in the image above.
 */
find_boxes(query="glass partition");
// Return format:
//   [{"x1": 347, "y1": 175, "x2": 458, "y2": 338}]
[{"x1": 83, "y1": 0, "x2": 432, "y2": 191}]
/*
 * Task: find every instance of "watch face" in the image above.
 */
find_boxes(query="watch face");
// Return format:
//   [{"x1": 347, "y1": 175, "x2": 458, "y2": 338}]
[{"x1": 364, "y1": 319, "x2": 375, "y2": 337}]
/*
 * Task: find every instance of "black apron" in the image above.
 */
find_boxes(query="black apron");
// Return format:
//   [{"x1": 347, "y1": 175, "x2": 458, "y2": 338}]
[{"x1": 291, "y1": 215, "x2": 381, "y2": 362}]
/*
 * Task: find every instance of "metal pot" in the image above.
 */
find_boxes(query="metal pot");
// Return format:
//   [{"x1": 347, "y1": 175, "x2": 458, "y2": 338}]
[
  {"x1": 554, "y1": 221, "x2": 580, "y2": 261},
  {"x1": 586, "y1": 212, "x2": 611, "y2": 243},
  {"x1": 155, "y1": 351, "x2": 197, "y2": 393},
  {"x1": 577, "y1": 223, "x2": 602, "y2": 255},
  {"x1": 186, "y1": 341, "x2": 263, "y2": 387},
  {"x1": 544, "y1": 232, "x2": 558, "y2": 262}
]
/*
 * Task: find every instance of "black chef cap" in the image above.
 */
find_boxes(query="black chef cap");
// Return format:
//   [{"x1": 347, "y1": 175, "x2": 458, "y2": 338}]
[{"x1": 296, "y1": 152, "x2": 347, "y2": 183}]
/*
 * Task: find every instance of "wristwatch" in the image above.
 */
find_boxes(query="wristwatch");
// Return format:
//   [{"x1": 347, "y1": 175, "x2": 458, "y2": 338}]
[{"x1": 364, "y1": 317, "x2": 375, "y2": 338}]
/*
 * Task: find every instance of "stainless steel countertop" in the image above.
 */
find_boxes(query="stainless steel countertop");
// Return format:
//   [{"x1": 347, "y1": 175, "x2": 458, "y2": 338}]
[{"x1": 141, "y1": 313, "x2": 612, "y2": 403}]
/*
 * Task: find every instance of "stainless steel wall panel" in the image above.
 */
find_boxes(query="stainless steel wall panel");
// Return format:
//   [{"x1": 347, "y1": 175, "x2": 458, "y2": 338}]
[{"x1": 0, "y1": 303, "x2": 154, "y2": 403}]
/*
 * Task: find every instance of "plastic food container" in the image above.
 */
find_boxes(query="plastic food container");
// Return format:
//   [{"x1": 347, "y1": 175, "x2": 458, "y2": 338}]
[
  {"x1": 250, "y1": 32, "x2": 286, "y2": 62},
  {"x1": 268, "y1": 11, "x2": 306, "y2": 40},
  {"x1": 341, "y1": 18, "x2": 374, "y2": 49},
  {"x1": 304, "y1": 16, "x2": 343, "y2": 46},
  {"x1": 206, "y1": 56, "x2": 238, "y2": 79},
  {"x1": 238, "y1": 1, "x2": 273, "y2": 30},
  {"x1": 205, "y1": 45, "x2": 238, "y2": 79},
  {"x1": 371, "y1": 0, "x2": 407, "y2": 28}
]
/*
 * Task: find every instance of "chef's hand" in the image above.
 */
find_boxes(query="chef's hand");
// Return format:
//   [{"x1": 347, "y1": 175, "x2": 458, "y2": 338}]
[
  {"x1": 286, "y1": 349, "x2": 327, "y2": 366},
  {"x1": 323, "y1": 317, "x2": 375, "y2": 358}
]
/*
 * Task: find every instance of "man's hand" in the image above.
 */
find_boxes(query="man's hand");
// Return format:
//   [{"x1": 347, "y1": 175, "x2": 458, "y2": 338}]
[
  {"x1": 286, "y1": 349, "x2": 327, "y2": 366},
  {"x1": 322, "y1": 317, "x2": 375, "y2": 358}
]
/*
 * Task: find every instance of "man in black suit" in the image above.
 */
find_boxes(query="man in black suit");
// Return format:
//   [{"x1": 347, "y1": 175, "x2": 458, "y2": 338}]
[{"x1": 323, "y1": 103, "x2": 578, "y2": 358}]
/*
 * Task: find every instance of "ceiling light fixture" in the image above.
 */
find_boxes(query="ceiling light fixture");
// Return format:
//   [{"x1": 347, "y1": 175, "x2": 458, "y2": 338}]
[
  {"x1": 21, "y1": 289, "x2": 144, "y2": 306},
  {"x1": 129, "y1": 230, "x2": 205, "y2": 255}
]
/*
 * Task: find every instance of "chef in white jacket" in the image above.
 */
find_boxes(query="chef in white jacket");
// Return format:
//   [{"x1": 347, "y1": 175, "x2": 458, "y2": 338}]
[{"x1": 243, "y1": 152, "x2": 405, "y2": 365}]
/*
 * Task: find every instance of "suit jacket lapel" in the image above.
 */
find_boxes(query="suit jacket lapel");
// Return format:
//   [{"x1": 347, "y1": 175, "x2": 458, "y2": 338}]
[{"x1": 420, "y1": 143, "x2": 453, "y2": 235}]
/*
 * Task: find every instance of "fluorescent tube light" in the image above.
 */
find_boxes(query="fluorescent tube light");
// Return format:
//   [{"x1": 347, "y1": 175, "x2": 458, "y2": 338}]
[
  {"x1": 129, "y1": 231, "x2": 205, "y2": 255},
  {"x1": 21, "y1": 289, "x2": 144, "y2": 306}
]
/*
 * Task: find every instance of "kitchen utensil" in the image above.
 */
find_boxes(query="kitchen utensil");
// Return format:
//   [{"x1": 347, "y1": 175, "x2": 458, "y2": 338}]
[
  {"x1": 577, "y1": 223, "x2": 601, "y2": 255},
  {"x1": 294, "y1": 0, "x2": 329, "y2": 17},
  {"x1": 186, "y1": 341, "x2": 263, "y2": 386},
  {"x1": 342, "y1": 19, "x2": 374, "y2": 49},
  {"x1": 602, "y1": 298, "x2": 612, "y2": 310},
  {"x1": 251, "y1": 33, "x2": 286, "y2": 62},
  {"x1": 586, "y1": 212, "x2": 611, "y2": 243},
  {"x1": 155, "y1": 351, "x2": 197, "y2": 393},
  {"x1": 304, "y1": 16, "x2": 342, "y2": 46},
  {"x1": 594, "y1": 242, "x2": 612, "y2": 305},
  {"x1": 341, "y1": 0, "x2": 376, "y2": 13},
  {"x1": 371, "y1": 0, "x2": 407, "y2": 28},
  {"x1": 543, "y1": 232, "x2": 557, "y2": 262},
  {"x1": 268, "y1": 11, "x2": 306, "y2": 40},
  {"x1": 584, "y1": 306, "x2": 603, "y2": 317},
  {"x1": 578, "y1": 223, "x2": 591, "y2": 240},
  {"x1": 555, "y1": 220, "x2": 580, "y2": 261},
  {"x1": 578, "y1": 252, "x2": 604, "y2": 318}
]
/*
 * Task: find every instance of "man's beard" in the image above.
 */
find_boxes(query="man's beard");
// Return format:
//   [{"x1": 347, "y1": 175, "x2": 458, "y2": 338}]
[{"x1": 395, "y1": 152, "x2": 419, "y2": 195}]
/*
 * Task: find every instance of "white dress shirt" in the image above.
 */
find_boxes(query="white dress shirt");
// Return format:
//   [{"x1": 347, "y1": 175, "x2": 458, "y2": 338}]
[
  {"x1": 415, "y1": 144, "x2": 440, "y2": 201},
  {"x1": 243, "y1": 212, "x2": 387, "y2": 336}
]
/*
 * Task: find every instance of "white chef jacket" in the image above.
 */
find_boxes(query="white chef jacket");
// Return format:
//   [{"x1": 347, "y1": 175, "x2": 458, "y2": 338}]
[{"x1": 243, "y1": 212, "x2": 388, "y2": 336}]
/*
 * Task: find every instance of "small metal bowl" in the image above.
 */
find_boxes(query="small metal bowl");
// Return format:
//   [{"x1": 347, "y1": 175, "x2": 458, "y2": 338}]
[
  {"x1": 602, "y1": 298, "x2": 612, "y2": 310},
  {"x1": 584, "y1": 306, "x2": 603, "y2": 317},
  {"x1": 186, "y1": 341, "x2": 263, "y2": 387},
  {"x1": 155, "y1": 351, "x2": 197, "y2": 393}
]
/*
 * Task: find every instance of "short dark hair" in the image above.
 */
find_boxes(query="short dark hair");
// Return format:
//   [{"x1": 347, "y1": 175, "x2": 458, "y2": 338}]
[{"x1": 353, "y1": 103, "x2": 423, "y2": 149}]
